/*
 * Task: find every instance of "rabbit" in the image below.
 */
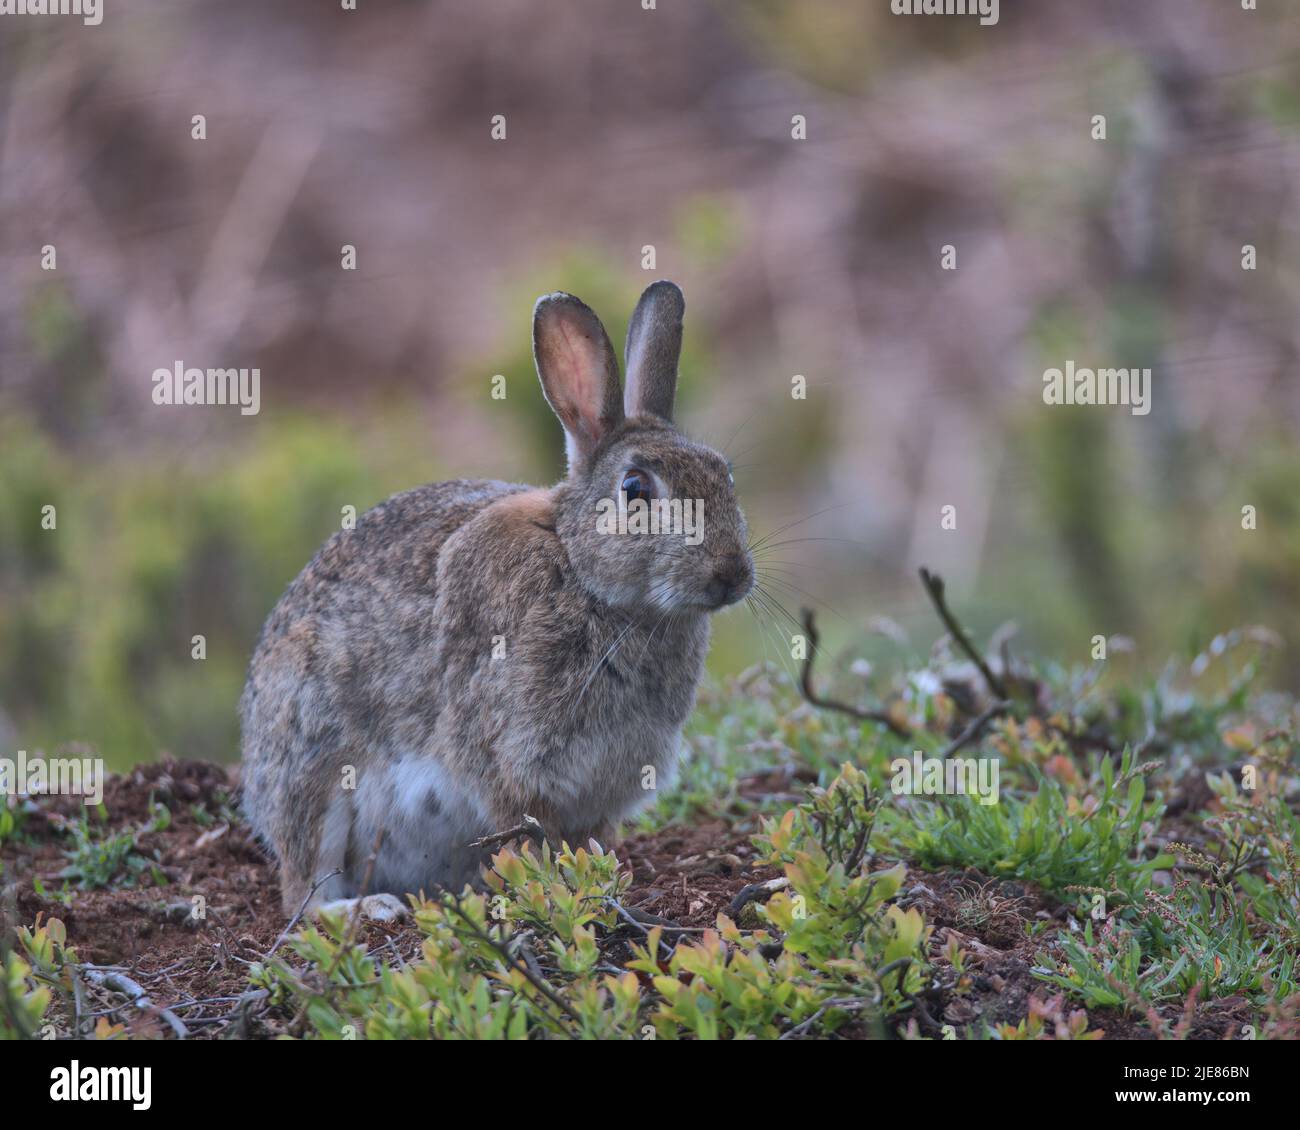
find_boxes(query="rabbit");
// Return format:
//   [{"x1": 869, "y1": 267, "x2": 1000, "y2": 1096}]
[{"x1": 239, "y1": 281, "x2": 754, "y2": 918}]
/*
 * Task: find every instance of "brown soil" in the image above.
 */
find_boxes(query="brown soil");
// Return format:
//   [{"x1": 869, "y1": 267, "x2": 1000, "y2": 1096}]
[
  {"x1": 4, "y1": 761, "x2": 786, "y2": 1038},
  {"x1": 0, "y1": 760, "x2": 1246, "y2": 1040}
]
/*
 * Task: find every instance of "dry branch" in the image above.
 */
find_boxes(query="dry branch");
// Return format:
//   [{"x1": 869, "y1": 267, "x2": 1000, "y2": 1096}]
[
  {"x1": 798, "y1": 608, "x2": 909, "y2": 737},
  {"x1": 470, "y1": 815, "x2": 546, "y2": 852},
  {"x1": 918, "y1": 567, "x2": 1009, "y2": 701},
  {"x1": 82, "y1": 966, "x2": 189, "y2": 1039}
]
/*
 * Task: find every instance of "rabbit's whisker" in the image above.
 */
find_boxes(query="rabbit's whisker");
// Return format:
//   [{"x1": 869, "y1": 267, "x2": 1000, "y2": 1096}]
[
  {"x1": 747, "y1": 504, "x2": 852, "y2": 555},
  {"x1": 754, "y1": 570, "x2": 841, "y2": 617},
  {"x1": 718, "y1": 406, "x2": 760, "y2": 454},
  {"x1": 752, "y1": 563, "x2": 808, "y2": 579},
  {"x1": 572, "y1": 573, "x2": 681, "y2": 718},
  {"x1": 750, "y1": 582, "x2": 804, "y2": 637},
  {"x1": 637, "y1": 607, "x2": 675, "y2": 666},
  {"x1": 568, "y1": 617, "x2": 642, "y2": 720},
  {"x1": 752, "y1": 536, "x2": 875, "y2": 554},
  {"x1": 743, "y1": 592, "x2": 803, "y2": 685}
]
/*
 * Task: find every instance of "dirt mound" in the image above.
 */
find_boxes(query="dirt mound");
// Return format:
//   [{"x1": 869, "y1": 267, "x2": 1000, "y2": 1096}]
[{"x1": 4, "y1": 761, "x2": 779, "y2": 1036}]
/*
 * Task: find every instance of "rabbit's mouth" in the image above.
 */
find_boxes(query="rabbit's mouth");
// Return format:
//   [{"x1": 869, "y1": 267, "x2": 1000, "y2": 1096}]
[
  {"x1": 698, "y1": 552, "x2": 754, "y2": 610},
  {"x1": 648, "y1": 562, "x2": 752, "y2": 613}
]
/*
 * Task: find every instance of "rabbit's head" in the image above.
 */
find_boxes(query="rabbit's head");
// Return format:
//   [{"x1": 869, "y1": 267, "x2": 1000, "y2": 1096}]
[{"x1": 533, "y1": 281, "x2": 753, "y2": 615}]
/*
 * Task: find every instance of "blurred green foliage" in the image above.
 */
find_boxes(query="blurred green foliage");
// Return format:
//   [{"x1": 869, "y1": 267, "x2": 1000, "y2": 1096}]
[
  {"x1": 5, "y1": 198, "x2": 1300, "y2": 770},
  {"x1": 0, "y1": 410, "x2": 439, "y2": 768}
]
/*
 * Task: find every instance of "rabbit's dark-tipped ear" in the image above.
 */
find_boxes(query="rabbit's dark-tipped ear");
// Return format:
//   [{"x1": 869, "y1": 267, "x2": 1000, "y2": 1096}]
[
  {"x1": 533, "y1": 293, "x2": 624, "y2": 473},
  {"x1": 624, "y1": 280, "x2": 684, "y2": 422}
]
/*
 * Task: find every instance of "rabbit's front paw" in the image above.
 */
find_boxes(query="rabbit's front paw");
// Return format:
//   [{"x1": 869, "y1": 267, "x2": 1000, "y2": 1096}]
[{"x1": 312, "y1": 893, "x2": 410, "y2": 923}]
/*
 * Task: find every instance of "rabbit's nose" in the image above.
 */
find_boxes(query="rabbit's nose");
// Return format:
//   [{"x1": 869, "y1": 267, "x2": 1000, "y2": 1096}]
[{"x1": 707, "y1": 553, "x2": 753, "y2": 608}]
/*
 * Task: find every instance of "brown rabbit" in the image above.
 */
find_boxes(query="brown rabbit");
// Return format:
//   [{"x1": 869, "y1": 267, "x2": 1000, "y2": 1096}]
[{"x1": 239, "y1": 282, "x2": 753, "y2": 918}]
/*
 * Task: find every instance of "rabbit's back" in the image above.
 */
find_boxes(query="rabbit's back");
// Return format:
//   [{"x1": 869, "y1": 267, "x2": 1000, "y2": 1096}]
[{"x1": 239, "y1": 478, "x2": 527, "y2": 883}]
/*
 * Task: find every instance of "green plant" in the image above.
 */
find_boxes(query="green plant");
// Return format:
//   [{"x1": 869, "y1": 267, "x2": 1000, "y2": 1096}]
[
  {"x1": 756, "y1": 763, "x2": 928, "y2": 1006},
  {"x1": 249, "y1": 764, "x2": 929, "y2": 1040},
  {"x1": 1143, "y1": 878, "x2": 1297, "y2": 1001},
  {"x1": 0, "y1": 800, "x2": 22, "y2": 844},
  {"x1": 1034, "y1": 876, "x2": 1298, "y2": 1014},
  {"x1": 888, "y1": 746, "x2": 1171, "y2": 904},
  {"x1": 1, "y1": 916, "x2": 79, "y2": 1040},
  {"x1": 59, "y1": 801, "x2": 170, "y2": 890},
  {"x1": 1, "y1": 951, "x2": 51, "y2": 1040},
  {"x1": 1033, "y1": 918, "x2": 1148, "y2": 1010},
  {"x1": 251, "y1": 840, "x2": 642, "y2": 1040},
  {"x1": 31, "y1": 876, "x2": 76, "y2": 908}
]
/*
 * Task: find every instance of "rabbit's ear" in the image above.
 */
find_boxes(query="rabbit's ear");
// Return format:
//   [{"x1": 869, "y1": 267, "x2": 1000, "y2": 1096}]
[
  {"x1": 623, "y1": 280, "x2": 684, "y2": 422},
  {"x1": 533, "y1": 293, "x2": 624, "y2": 472}
]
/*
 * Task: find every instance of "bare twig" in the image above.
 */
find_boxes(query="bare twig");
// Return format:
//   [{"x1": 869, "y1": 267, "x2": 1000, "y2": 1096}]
[
  {"x1": 82, "y1": 966, "x2": 189, "y2": 1039},
  {"x1": 939, "y1": 699, "x2": 1010, "y2": 759},
  {"x1": 470, "y1": 815, "x2": 546, "y2": 852},
  {"x1": 599, "y1": 897, "x2": 708, "y2": 936},
  {"x1": 265, "y1": 868, "x2": 343, "y2": 961},
  {"x1": 799, "y1": 608, "x2": 909, "y2": 737},
  {"x1": 70, "y1": 964, "x2": 86, "y2": 1039},
  {"x1": 918, "y1": 567, "x2": 1009, "y2": 701},
  {"x1": 222, "y1": 989, "x2": 271, "y2": 1040},
  {"x1": 602, "y1": 897, "x2": 652, "y2": 935},
  {"x1": 514, "y1": 936, "x2": 552, "y2": 993},
  {"x1": 779, "y1": 996, "x2": 874, "y2": 1040},
  {"x1": 728, "y1": 877, "x2": 791, "y2": 918},
  {"x1": 167, "y1": 991, "x2": 269, "y2": 1011}
]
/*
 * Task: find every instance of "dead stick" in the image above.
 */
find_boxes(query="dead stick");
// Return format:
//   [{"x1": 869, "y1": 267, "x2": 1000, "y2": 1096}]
[
  {"x1": 470, "y1": 815, "x2": 546, "y2": 852},
  {"x1": 727, "y1": 877, "x2": 791, "y2": 917},
  {"x1": 82, "y1": 967, "x2": 189, "y2": 1039},
  {"x1": 939, "y1": 700, "x2": 1009, "y2": 759},
  {"x1": 799, "y1": 608, "x2": 910, "y2": 737},
  {"x1": 918, "y1": 567, "x2": 1009, "y2": 701},
  {"x1": 266, "y1": 868, "x2": 343, "y2": 960}
]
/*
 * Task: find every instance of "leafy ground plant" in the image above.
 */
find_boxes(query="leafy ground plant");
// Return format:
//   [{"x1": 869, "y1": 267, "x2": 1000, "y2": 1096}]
[
  {"x1": 886, "y1": 746, "x2": 1171, "y2": 907},
  {"x1": 247, "y1": 764, "x2": 928, "y2": 1040},
  {"x1": 59, "y1": 801, "x2": 170, "y2": 890}
]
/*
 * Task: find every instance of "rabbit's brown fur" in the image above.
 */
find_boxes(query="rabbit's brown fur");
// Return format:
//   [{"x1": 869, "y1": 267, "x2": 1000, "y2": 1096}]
[{"x1": 240, "y1": 283, "x2": 753, "y2": 914}]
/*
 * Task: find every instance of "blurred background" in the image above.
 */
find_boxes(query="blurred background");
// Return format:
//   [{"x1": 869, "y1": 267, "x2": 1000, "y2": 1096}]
[{"x1": 1, "y1": 0, "x2": 1298, "y2": 769}]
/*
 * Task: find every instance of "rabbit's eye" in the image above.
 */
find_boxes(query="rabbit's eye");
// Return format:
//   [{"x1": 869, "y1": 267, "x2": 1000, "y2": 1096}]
[{"x1": 621, "y1": 470, "x2": 652, "y2": 504}]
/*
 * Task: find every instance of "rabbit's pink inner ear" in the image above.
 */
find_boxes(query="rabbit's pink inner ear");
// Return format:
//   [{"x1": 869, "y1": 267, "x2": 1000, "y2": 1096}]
[
  {"x1": 533, "y1": 296, "x2": 623, "y2": 468},
  {"x1": 552, "y1": 324, "x2": 607, "y2": 445}
]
